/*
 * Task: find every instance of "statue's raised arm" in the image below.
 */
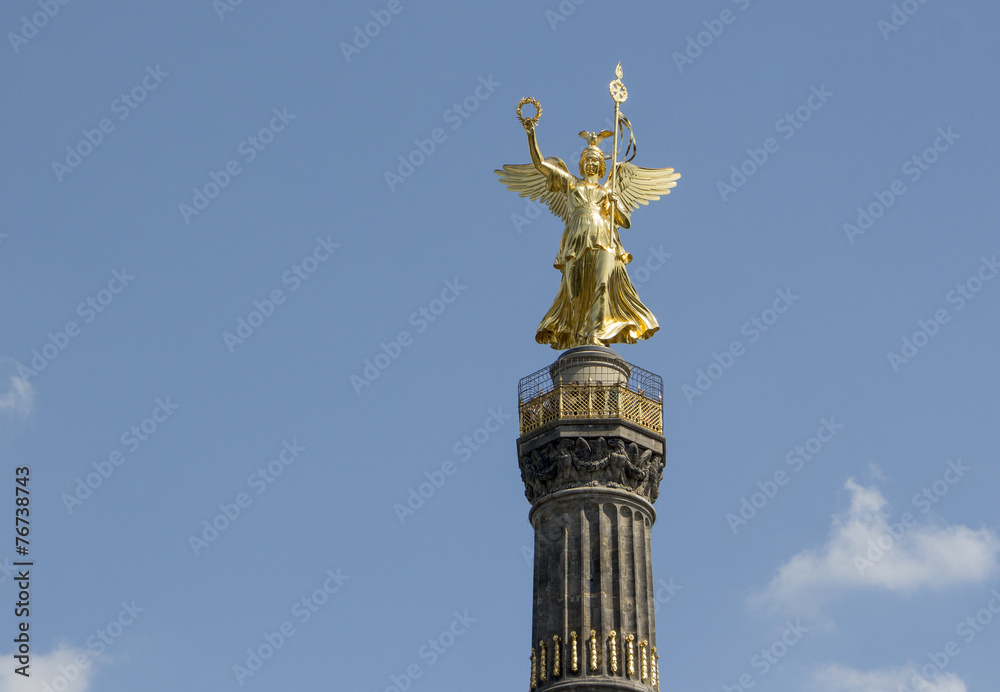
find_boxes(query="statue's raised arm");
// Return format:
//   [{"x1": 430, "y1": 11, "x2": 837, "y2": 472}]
[{"x1": 495, "y1": 99, "x2": 573, "y2": 226}]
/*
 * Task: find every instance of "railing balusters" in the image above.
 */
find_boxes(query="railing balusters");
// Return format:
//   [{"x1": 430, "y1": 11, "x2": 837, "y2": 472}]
[{"x1": 518, "y1": 359, "x2": 663, "y2": 435}]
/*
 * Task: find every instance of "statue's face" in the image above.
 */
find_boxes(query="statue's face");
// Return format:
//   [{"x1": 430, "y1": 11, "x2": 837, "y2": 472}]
[{"x1": 581, "y1": 153, "x2": 602, "y2": 178}]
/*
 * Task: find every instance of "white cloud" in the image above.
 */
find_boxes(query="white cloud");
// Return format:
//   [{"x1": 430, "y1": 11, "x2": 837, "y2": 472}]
[
  {"x1": 813, "y1": 663, "x2": 966, "y2": 692},
  {"x1": 754, "y1": 479, "x2": 1000, "y2": 614},
  {"x1": 0, "y1": 377, "x2": 33, "y2": 417},
  {"x1": 867, "y1": 462, "x2": 886, "y2": 482},
  {"x1": 0, "y1": 646, "x2": 94, "y2": 692},
  {"x1": 0, "y1": 359, "x2": 34, "y2": 418}
]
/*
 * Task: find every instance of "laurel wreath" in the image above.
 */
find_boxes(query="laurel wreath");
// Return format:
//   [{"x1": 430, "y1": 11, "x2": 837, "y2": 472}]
[{"x1": 516, "y1": 97, "x2": 542, "y2": 126}]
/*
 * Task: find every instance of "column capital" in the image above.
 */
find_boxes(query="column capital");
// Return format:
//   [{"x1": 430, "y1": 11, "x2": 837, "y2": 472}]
[{"x1": 518, "y1": 423, "x2": 666, "y2": 506}]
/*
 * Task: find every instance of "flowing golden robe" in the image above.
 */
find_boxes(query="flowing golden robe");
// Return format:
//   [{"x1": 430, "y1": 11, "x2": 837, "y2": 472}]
[{"x1": 536, "y1": 175, "x2": 658, "y2": 349}]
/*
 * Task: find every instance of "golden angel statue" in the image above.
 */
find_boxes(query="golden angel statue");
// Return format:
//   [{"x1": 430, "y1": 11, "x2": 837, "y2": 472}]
[{"x1": 495, "y1": 66, "x2": 680, "y2": 350}]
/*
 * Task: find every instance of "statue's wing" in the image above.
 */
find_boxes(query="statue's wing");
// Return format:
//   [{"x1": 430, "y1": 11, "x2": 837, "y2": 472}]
[
  {"x1": 495, "y1": 158, "x2": 571, "y2": 224},
  {"x1": 613, "y1": 161, "x2": 681, "y2": 216}
]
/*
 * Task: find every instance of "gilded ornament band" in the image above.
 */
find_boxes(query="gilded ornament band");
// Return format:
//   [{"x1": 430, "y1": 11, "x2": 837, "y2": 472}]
[
  {"x1": 552, "y1": 635, "x2": 562, "y2": 678},
  {"x1": 570, "y1": 631, "x2": 578, "y2": 673},
  {"x1": 626, "y1": 634, "x2": 635, "y2": 678},
  {"x1": 589, "y1": 629, "x2": 599, "y2": 672},
  {"x1": 539, "y1": 641, "x2": 548, "y2": 683},
  {"x1": 608, "y1": 630, "x2": 619, "y2": 674},
  {"x1": 530, "y1": 629, "x2": 659, "y2": 687},
  {"x1": 640, "y1": 640, "x2": 649, "y2": 682}
]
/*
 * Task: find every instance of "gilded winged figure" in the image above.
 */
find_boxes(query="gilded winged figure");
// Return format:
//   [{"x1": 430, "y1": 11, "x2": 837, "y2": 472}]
[{"x1": 496, "y1": 115, "x2": 680, "y2": 349}]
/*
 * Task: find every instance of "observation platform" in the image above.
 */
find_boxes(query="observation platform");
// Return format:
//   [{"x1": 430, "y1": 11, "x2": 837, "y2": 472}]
[{"x1": 518, "y1": 346, "x2": 663, "y2": 436}]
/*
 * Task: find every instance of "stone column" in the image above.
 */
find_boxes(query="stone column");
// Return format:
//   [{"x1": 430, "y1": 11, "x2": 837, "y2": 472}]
[{"x1": 518, "y1": 346, "x2": 666, "y2": 692}]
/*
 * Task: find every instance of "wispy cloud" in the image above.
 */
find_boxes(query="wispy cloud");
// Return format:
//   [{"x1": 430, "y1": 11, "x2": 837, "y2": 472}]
[
  {"x1": 754, "y1": 479, "x2": 999, "y2": 615},
  {"x1": 866, "y1": 462, "x2": 886, "y2": 482},
  {"x1": 813, "y1": 663, "x2": 966, "y2": 692},
  {"x1": 0, "y1": 646, "x2": 94, "y2": 692},
  {"x1": 0, "y1": 360, "x2": 34, "y2": 417}
]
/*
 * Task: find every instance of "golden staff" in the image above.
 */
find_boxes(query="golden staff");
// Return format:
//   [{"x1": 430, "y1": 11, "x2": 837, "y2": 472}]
[{"x1": 608, "y1": 62, "x2": 628, "y2": 229}]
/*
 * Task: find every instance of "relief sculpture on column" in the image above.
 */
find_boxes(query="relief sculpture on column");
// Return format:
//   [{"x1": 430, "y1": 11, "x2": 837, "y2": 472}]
[{"x1": 519, "y1": 435, "x2": 665, "y2": 504}]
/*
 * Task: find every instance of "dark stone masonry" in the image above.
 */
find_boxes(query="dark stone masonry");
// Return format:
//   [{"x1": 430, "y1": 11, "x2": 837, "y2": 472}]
[{"x1": 517, "y1": 346, "x2": 666, "y2": 691}]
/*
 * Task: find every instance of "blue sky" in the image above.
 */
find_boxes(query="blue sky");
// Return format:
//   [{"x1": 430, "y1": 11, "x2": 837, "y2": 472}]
[{"x1": 1, "y1": 1, "x2": 999, "y2": 691}]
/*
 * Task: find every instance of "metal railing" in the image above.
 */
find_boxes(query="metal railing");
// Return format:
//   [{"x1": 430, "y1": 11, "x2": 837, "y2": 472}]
[{"x1": 518, "y1": 358, "x2": 663, "y2": 435}]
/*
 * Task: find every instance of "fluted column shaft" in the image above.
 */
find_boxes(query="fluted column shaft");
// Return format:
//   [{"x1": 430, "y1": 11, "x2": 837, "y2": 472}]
[{"x1": 529, "y1": 488, "x2": 657, "y2": 690}]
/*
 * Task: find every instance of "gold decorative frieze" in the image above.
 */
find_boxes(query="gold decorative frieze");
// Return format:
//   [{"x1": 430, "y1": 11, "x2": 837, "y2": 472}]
[
  {"x1": 589, "y1": 630, "x2": 599, "y2": 672},
  {"x1": 626, "y1": 634, "x2": 635, "y2": 678},
  {"x1": 539, "y1": 641, "x2": 548, "y2": 683},
  {"x1": 608, "y1": 630, "x2": 618, "y2": 674},
  {"x1": 552, "y1": 635, "x2": 562, "y2": 678},
  {"x1": 640, "y1": 640, "x2": 649, "y2": 682},
  {"x1": 570, "y1": 631, "x2": 579, "y2": 673}
]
